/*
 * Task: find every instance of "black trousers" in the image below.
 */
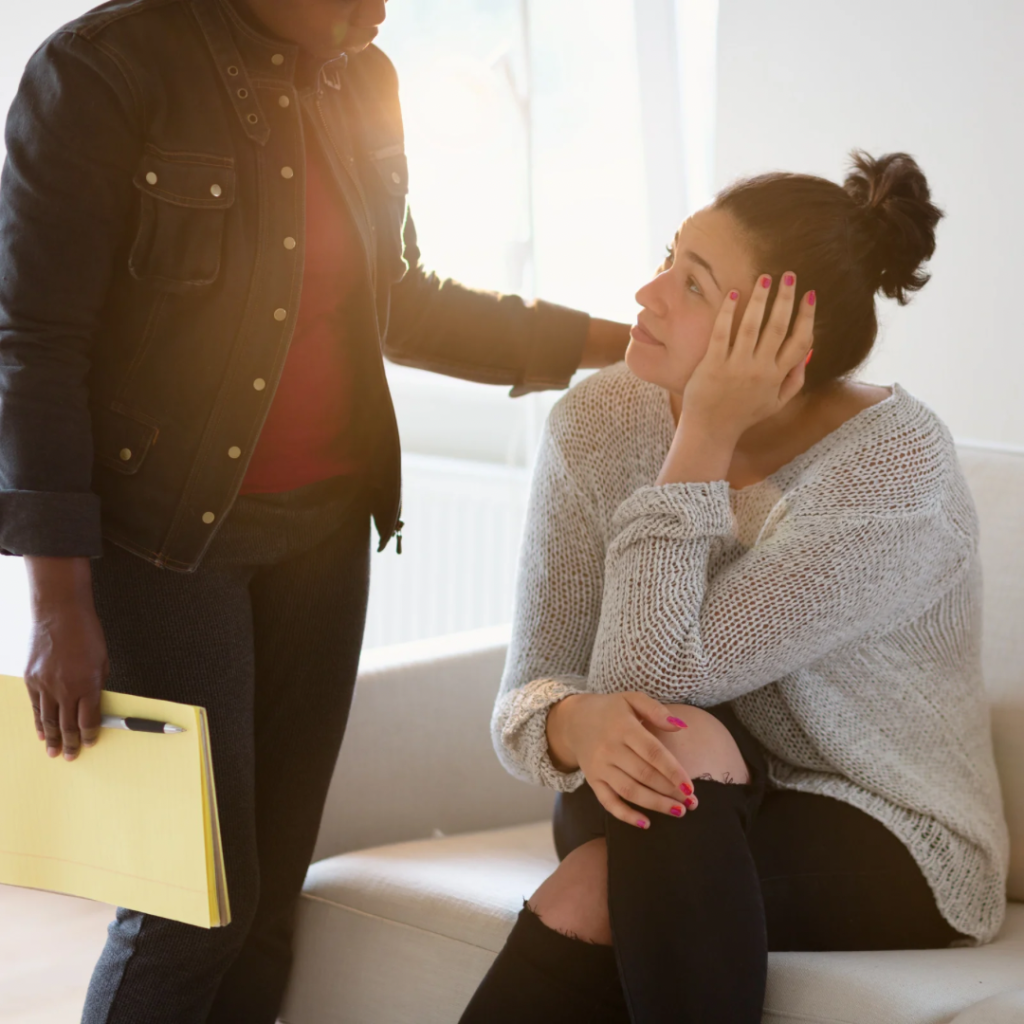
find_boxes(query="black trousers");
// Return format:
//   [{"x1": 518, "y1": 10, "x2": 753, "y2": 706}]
[
  {"x1": 82, "y1": 476, "x2": 371, "y2": 1024},
  {"x1": 461, "y1": 705, "x2": 962, "y2": 1024}
]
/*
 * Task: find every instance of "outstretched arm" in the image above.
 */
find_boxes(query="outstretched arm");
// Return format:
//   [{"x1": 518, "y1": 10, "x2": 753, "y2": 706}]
[{"x1": 384, "y1": 212, "x2": 628, "y2": 396}]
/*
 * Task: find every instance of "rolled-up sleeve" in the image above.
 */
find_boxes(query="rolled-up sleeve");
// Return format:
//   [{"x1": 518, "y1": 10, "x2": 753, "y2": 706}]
[{"x1": 0, "y1": 31, "x2": 139, "y2": 557}]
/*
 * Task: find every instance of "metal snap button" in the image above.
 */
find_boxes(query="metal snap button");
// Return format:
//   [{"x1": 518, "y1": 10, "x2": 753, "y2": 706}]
[
  {"x1": 279, "y1": 95, "x2": 290, "y2": 108},
  {"x1": 281, "y1": 166, "x2": 294, "y2": 179},
  {"x1": 391, "y1": 171, "x2": 401, "y2": 184},
  {"x1": 271, "y1": 54, "x2": 285, "y2": 66},
  {"x1": 119, "y1": 448, "x2": 132, "y2": 461},
  {"x1": 202, "y1": 512, "x2": 216, "y2": 525},
  {"x1": 253, "y1": 378, "x2": 267, "y2": 391},
  {"x1": 284, "y1": 237, "x2": 297, "y2": 250},
  {"x1": 273, "y1": 308, "x2": 287, "y2": 322},
  {"x1": 228, "y1": 446, "x2": 242, "y2": 459},
  {"x1": 210, "y1": 184, "x2": 223, "y2": 198},
  {"x1": 145, "y1": 172, "x2": 158, "y2": 185}
]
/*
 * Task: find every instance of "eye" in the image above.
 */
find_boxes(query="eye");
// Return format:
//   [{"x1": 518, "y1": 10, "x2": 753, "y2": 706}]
[{"x1": 686, "y1": 275, "x2": 703, "y2": 297}]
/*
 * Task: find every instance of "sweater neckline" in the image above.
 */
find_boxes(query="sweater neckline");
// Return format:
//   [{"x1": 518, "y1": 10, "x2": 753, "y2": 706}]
[{"x1": 659, "y1": 381, "x2": 905, "y2": 494}]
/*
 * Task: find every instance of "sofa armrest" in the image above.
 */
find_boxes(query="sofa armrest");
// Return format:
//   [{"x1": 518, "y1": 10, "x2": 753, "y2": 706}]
[{"x1": 310, "y1": 625, "x2": 556, "y2": 863}]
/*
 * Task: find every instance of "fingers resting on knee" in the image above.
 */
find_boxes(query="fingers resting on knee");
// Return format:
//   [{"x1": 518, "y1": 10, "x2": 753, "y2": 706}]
[{"x1": 654, "y1": 705, "x2": 750, "y2": 786}]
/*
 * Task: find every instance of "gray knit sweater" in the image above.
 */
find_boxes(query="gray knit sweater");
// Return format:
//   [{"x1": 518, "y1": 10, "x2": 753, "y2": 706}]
[{"x1": 492, "y1": 363, "x2": 1009, "y2": 943}]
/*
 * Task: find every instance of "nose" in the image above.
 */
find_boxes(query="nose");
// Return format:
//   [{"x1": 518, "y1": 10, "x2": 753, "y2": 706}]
[{"x1": 635, "y1": 270, "x2": 668, "y2": 313}]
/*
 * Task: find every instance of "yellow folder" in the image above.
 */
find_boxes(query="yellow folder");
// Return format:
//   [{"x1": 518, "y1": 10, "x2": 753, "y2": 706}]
[{"x1": 0, "y1": 674, "x2": 230, "y2": 929}]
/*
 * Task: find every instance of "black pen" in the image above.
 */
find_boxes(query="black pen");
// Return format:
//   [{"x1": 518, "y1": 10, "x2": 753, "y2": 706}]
[{"x1": 101, "y1": 715, "x2": 185, "y2": 734}]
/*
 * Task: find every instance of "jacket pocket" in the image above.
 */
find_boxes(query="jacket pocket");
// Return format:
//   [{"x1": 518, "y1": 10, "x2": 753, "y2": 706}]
[
  {"x1": 92, "y1": 403, "x2": 160, "y2": 476},
  {"x1": 129, "y1": 146, "x2": 236, "y2": 294},
  {"x1": 369, "y1": 148, "x2": 409, "y2": 284}
]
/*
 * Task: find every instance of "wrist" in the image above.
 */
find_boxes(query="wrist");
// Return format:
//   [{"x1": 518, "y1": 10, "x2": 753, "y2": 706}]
[
  {"x1": 580, "y1": 318, "x2": 630, "y2": 369},
  {"x1": 25, "y1": 556, "x2": 95, "y2": 617},
  {"x1": 546, "y1": 694, "x2": 583, "y2": 773},
  {"x1": 657, "y1": 419, "x2": 738, "y2": 485},
  {"x1": 677, "y1": 405, "x2": 745, "y2": 446}
]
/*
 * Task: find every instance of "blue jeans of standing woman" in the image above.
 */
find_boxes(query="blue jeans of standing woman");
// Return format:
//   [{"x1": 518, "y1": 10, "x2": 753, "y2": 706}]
[{"x1": 82, "y1": 475, "x2": 370, "y2": 1024}]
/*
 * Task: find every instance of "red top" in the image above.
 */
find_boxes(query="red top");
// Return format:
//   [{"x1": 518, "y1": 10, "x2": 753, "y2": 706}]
[{"x1": 239, "y1": 128, "x2": 364, "y2": 494}]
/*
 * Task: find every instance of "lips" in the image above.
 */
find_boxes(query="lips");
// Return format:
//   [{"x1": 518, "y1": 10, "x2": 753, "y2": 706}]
[{"x1": 630, "y1": 322, "x2": 663, "y2": 347}]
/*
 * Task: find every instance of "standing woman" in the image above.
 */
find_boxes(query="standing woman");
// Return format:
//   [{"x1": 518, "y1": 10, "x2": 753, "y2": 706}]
[
  {"x1": 0, "y1": 1, "x2": 627, "y2": 1022},
  {"x1": 461, "y1": 152, "x2": 1009, "y2": 1022}
]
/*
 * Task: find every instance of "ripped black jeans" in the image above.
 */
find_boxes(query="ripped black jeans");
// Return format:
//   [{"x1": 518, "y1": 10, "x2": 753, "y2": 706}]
[{"x1": 460, "y1": 704, "x2": 962, "y2": 1024}]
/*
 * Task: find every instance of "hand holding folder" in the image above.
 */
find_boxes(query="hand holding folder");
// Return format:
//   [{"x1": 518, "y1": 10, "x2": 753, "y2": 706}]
[{"x1": 0, "y1": 675, "x2": 230, "y2": 929}]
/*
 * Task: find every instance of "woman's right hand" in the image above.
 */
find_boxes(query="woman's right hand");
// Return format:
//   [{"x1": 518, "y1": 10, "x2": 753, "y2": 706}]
[
  {"x1": 546, "y1": 692, "x2": 697, "y2": 829},
  {"x1": 23, "y1": 557, "x2": 109, "y2": 761}
]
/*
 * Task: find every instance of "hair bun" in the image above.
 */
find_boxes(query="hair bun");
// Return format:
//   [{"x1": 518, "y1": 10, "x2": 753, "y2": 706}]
[{"x1": 844, "y1": 150, "x2": 944, "y2": 304}]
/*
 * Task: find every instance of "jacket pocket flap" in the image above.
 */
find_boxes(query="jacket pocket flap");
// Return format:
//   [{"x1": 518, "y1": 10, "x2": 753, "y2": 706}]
[
  {"x1": 93, "y1": 405, "x2": 159, "y2": 475},
  {"x1": 134, "y1": 147, "x2": 236, "y2": 209},
  {"x1": 370, "y1": 151, "x2": 409, "y2": 197}
]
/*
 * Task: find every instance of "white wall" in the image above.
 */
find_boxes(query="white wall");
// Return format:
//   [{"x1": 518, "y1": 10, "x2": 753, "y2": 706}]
[{"x1": 715, "y1": 1, "x2": 1024, "y2": 448}]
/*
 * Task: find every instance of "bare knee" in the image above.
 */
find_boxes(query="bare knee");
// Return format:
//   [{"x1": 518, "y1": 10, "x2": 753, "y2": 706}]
[
  {"x1": 528, "y1": 838, "x2": 612, "y2": 946},
  {"x1": 658, "y1": 705, "x2": 750, "y2": 785}
]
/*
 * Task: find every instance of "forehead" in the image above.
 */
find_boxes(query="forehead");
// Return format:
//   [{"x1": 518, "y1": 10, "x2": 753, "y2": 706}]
[{"x1": 676, "y1": 207, "x2": 755, "y2": 283}]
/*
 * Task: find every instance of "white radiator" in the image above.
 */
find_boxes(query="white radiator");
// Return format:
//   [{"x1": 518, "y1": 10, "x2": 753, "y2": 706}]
[
  {"x1": 363, "y1": 454, "x2": 531, "y2": 649},
  {"x1": 0, "y1": 455, "x2": 532, "y2": 673}
]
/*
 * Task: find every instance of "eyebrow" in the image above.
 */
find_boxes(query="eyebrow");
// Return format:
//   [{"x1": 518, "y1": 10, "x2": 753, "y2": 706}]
[{"x1": 682, "y1": 248, "x2": 721, "y2": 291}]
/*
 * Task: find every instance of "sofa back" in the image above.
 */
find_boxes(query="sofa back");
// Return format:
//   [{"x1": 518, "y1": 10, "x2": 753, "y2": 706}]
[{"x1": 958, "y1": 444, "x2": 1024, "y2": 900}]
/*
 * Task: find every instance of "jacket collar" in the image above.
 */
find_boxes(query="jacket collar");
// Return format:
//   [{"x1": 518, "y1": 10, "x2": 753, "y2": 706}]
[
  {"x1": 218, "y1": 0, "x2": 350, "y2": 92},
  {"x1": 191, "y1": 0, "x2": 350, "y2": 145}
]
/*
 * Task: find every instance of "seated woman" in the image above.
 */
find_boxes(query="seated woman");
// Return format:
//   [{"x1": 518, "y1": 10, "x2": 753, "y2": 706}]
[{"x1": 459, "y1": 152, "x2": 1009, "y2": 1023}]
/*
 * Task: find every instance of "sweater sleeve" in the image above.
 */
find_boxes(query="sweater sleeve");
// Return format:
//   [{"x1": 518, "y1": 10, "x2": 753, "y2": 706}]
[
  {"x1": 587, "y1": 480, "x2": 972, "y2": 705},
  {"x1": 491, "y1": 421, "x2": 606, "y2": 791}
]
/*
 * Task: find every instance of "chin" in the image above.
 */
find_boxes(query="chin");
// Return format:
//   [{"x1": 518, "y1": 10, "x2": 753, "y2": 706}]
[
  {"x1": 624, "y1": 338, "x2": 669, "y2": 388},
  {"x1": 338, "y1": 27, "x2": 379, "y2": 53}
]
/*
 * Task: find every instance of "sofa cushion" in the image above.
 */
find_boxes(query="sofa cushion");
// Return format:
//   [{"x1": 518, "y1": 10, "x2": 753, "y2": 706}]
[
  {"x1": 947, "y1": 989, "x2": 1024, "y2": 1023},
  {"x1": 281, "y1": 821, "x2": 1024, "y2": 1024}
]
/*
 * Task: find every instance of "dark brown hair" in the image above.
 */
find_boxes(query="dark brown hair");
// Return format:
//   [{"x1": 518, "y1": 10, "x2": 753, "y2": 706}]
[{"x1": 713, "y1": 151, "x2": 944, "y2": 389}]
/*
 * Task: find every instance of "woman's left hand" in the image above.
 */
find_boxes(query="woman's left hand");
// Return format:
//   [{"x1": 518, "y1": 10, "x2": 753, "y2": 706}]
[{"x1": 679, "y1": 272, "x2": 816, "y2": 445}]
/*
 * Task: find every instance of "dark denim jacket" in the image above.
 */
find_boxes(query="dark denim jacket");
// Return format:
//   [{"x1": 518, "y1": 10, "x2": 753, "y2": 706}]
[{"x1": 0, "y1": 0, "x2": 588, "y2": 571}]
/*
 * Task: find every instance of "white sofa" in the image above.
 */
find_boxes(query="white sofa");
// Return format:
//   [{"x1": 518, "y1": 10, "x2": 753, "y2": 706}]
[{"x1": 280, "y1": 444, "x2": 1024, "y2": 1024}]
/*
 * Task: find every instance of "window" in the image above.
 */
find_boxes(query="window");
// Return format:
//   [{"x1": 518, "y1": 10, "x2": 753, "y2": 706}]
[
  {"x1": 378, "y1": 0, "x2": 655, "y2": 468},
  {"x1": 365, "y1": 1, "x2": 718, "y2": 648}
]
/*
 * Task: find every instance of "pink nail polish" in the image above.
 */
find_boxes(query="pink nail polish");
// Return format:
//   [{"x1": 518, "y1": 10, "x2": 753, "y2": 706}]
[
  {"x1": 684, "y1": 797, "x2": 697, "y2": 809},
  {"x1": 666, "y1": 716, "x2": 688, "y2": 729},
  {"x1": 783, "y1": 273, "x2": 795, "y2": 286},
  {"x1": 729, "y1": 289, "x2": 739, "y2": 301},
  {"x1": 636, "y1": 819, "x2": 649, "y2": 829},
  {"x1": 680, "y1": 782, "x2": 693, "y2": 795},
  {"x1": 761, "y1": 275, "x2": 771, "y2": 289},
  {"x1": 670, "y1": 805, "x2": 684, "y2": 817},
  {"x1": 807, "y1": 290, "x2": 816, "y2": 306}
]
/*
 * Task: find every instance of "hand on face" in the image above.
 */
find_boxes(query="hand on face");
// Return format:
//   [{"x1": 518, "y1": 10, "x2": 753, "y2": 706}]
[{"x1": 679, "y1": 273, "x2": 816, "y2": 442}]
